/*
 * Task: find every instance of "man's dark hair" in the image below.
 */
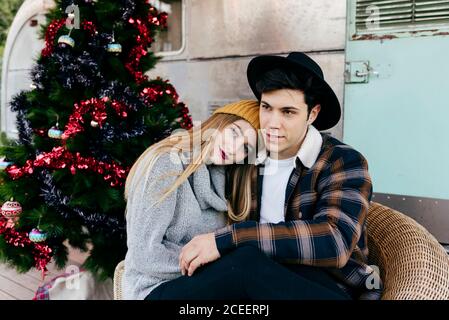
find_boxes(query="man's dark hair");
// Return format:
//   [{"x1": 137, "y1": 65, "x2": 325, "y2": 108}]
[{"x1": 255, "y1": 68, "x2": 324, "y2": 116}]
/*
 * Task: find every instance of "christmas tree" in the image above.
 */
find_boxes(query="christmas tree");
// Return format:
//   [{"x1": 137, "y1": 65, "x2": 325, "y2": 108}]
[{"x1": 0, "y1": 0, "x2": 192, "y2": 281}]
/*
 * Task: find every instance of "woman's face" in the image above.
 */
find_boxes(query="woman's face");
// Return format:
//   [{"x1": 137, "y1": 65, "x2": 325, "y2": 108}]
[{"x1": 209, "y1": 119, "x2": 257, "y2": 165}]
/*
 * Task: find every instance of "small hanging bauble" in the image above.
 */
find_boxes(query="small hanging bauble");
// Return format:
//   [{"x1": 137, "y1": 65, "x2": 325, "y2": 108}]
[
  {"x1": 1, "y1": 198, "x2": 22, "y2": 220},
  {"x1": 90, "y1": 120, "x2": 99, "y2": 127},
  {"x1": 58, "y1": 35, "x2": 75, "y2": 49},
  {"x1": 0, "y1": 159, "x2": 13, "y2": 171},
  {"x1": 29, "y1": 228, "x2": 48, "y2": 243},
  {"x1": 48, "y1": 127, "x2": 64, "y2": 139},
  {"x1": 107, "y1": 43, "x2": 122, "y2": 55}
]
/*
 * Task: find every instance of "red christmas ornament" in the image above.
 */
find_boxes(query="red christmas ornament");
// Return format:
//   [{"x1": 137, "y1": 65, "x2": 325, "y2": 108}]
[{"x1": 1, "y1": 198, "x2": 22, "y2": 219}]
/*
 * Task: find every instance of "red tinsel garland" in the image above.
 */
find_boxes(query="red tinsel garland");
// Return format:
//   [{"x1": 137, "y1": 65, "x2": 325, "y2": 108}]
[
  {"x1": 148, "y1": 8, "x2": 168, "y2": 29},
  {"x1": 5, "y1": 3, "x2": 192, "y2": 279},
  {"x1": 125, "y1": 18, "x2": 151, "y2": 84},
  {"x1": 41, "y1": 18, "x2": 67, "y2": 58},
  {"x1": 0, "y1": 218, "x2": 52, "y2": 279},
  {"x1": 42, "y1": 19, "x2": 96, "y2": 58},
  {"x1": 140, "y1": 83, "x2": 178, "y2": 104},
  {"x1": 41, "y1": 7, "x2": 167, "y2": 83},
  {"x1": 140, "y1": 82, "x2": 192, "y2": 129},
  {"x1": 62, "y1": 97, "x2": 128, "y2": 139},
  {"x1": 5, "y1": 146, "x2": 129, "y2": 187},
  {"x1": 82, "y1": 19, "x2": 97, "y2": 36},
  {"x1": 126, "y1": 4, "x2": 168, "y2": 84},
  {"x1": 62, "y1": 83, "x2": 191, "y2": 140},
  {"x1": 177, "y1": 102, "x2": 193, "y2": 130}
]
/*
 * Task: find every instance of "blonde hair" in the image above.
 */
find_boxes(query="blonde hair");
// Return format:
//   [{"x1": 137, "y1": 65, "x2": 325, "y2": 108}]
[{"x1": 124, "y1": 113, "x2": 257, "y2": 224}]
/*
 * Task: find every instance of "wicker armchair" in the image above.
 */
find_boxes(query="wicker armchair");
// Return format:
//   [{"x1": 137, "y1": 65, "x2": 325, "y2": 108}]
[
  {"x1": 113, "y1": 201, "x2": 449, "y2": 300},
  {"x1": 114, "y1": 260, "x2": 125, "y2": 300},
  {"x1": 366, "y1": 201, "x2": 449, "y2": 299}
]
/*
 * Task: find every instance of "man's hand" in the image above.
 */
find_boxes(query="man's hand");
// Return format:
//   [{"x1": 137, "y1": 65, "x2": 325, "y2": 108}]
[{"x1": 179, "y1": 233, "x2": 221, "y2": 276}]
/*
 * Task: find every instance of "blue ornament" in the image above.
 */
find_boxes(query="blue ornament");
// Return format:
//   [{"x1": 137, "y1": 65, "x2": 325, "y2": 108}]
[
  {"x1": 107, "y1": 43, "x2": 122, "y2": 54},
  {"x1": 58, "y1": 35, "x2": 75, "y2": 48},
  {"x1": 48, "y1": 127, "x2": 64, "y2": 139},
  {"x1": 29, "y1": 228, "x2": 48, "y2": 242},
  {"x1": 0, "y1": 160, "x2": 13, "y2": 170}
]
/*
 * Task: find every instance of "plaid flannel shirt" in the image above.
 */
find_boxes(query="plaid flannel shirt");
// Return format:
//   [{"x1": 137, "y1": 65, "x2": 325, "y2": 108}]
[{"x1": 215, "y1": 133, "x2": 383, "y2": 300}]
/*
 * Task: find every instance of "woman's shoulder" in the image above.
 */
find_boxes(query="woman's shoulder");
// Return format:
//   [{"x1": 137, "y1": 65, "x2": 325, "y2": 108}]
[
  {"x1": 132, "y1": 150, "x2": 184, "y2": 188},
  {"x1": 153, "y1": 151, "x2": 184, "y2": 171}
]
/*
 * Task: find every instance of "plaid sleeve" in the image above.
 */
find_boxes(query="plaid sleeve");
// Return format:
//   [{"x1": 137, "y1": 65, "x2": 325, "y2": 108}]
[{"x1": 214, "y1": 148, "x2": 372, "y2": 268}]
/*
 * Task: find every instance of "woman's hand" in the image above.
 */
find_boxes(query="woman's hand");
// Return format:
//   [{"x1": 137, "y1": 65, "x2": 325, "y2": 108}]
[{"x1": 179, "y1": 233, "x2": 221, "y2": 276}]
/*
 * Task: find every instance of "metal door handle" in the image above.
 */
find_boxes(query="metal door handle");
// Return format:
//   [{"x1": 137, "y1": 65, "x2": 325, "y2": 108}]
[{"x1": 356, "y1": 69, "x2": 378, "y2": 77}]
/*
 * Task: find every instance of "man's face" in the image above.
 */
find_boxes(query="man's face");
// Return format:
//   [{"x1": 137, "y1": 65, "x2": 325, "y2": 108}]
[{"x1": 259, "y1": 89, "x2": 321, "y2": 160}]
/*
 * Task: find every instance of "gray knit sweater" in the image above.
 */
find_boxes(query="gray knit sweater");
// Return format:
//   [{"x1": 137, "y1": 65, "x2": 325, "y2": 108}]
[{"x1": 122, "y1": 151, "x2": 228, "y2": 300}]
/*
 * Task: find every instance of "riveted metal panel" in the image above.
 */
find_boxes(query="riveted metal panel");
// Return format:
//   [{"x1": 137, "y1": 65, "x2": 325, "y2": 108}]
[
  {"x1": 149, "y1": 52, "x2": 345, "y2": 140},
  {"x1": 373, "y1": 193, "x2": 449, "y2": 244},
  {"x1": 188, "y1": 0, "x2": 346, "y2": 59}
]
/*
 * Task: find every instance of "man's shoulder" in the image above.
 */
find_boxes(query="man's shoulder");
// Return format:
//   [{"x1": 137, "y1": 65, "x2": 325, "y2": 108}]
[{"x1": 320, "y1": 134, "x2": 368, "y2": 164}]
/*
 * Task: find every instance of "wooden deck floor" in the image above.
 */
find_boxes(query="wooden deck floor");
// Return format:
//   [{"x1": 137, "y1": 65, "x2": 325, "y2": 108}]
[{"x1": 0, "y1": 245, "x2": 89, "y2": 300}]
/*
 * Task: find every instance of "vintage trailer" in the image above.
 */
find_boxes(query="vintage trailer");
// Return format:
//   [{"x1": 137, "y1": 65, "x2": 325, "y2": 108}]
[{"x1": 1, "y1": 0, "x2": 448, "y2": 249}]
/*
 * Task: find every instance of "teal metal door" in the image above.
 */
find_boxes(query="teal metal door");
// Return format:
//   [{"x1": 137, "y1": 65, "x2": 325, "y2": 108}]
[{"x1": 344, "y1": 0, "x2": 449, "y2": 244}]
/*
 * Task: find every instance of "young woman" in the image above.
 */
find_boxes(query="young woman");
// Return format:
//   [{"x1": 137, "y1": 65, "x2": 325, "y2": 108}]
[{"x1": 122, "y1": 100, "x2": 260, "y2": 300}]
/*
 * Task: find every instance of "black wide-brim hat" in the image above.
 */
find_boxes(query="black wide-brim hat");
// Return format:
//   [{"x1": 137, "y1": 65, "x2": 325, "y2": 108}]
[{"x1": 247, "y1": 52, "x2": 341, "y2": 131}]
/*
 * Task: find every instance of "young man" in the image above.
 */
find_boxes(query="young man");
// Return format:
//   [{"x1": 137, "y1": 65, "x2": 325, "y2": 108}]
[{"x1": 164, "y1": 52, "x2": 382, "y2": 300}]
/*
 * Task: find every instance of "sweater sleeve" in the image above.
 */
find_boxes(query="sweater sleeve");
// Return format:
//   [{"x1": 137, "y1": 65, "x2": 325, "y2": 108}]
[{"x1": 125, "y1": 152, "x2": 184, "y2": 287}]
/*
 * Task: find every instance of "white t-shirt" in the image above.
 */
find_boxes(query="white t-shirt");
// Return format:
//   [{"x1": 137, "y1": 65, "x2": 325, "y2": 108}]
[{"x1": 259, "y1": 156, "x2": 296, "y2": 224}]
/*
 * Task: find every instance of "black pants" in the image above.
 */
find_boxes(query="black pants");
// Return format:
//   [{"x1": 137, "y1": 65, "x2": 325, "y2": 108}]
[{"x1": 145, "y1": 246, "x2": 352, "y2": 300}]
